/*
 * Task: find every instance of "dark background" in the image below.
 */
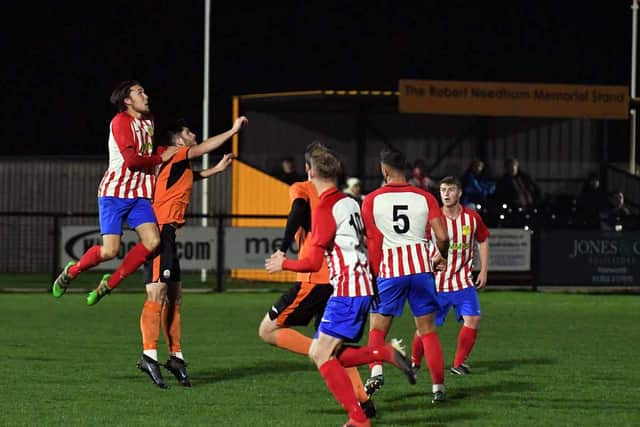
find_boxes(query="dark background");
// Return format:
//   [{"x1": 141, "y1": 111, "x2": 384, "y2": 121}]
[{"x1": 1, "y1": 1, "x2": 631, "y2": 156}]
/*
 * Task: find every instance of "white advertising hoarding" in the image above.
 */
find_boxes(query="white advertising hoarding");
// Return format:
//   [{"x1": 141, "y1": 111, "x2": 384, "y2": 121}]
[
  {"x1": 60, "y1": 226, "x2": 527, "y2": 272},
  {"x1": 60, "y1": 226, "x2": 297, "y2": 271},
  {"x1": 60, "y1": 226, "x2": 217, "y2": 271},
  {"x1": 482, "y1": 228, "x2": 531, "y2": 271}
]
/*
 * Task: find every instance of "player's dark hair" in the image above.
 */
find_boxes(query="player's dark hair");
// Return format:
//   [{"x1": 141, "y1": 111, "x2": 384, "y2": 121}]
[
  {"x1": 380, "y1": 147, "x2": 408, "y2": 171},
  {"x1": 308, "y1": 147, "x2": 341, "y2": 181},
  {"x1": 439, "y1": 175, "x2": 462, "y2": 188},
  {"x1": 164, "y1": 118, "x2": 190, "y2": 146},
  {"x1": 110, "y1": 80, "x2": 141, "y2": 112}
]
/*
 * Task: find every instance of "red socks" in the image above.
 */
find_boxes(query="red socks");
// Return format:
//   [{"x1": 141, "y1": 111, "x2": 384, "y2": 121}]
[
  {"x1": 367, "y1": 328, "x2": 385, "y2": 370},
  {"x1": 411, "y1": 331, "x2": 423, "y2": 365},
  {"x1": 454, "y1": 326, "x2": 478, "y2": 367},
  {"x1": 107, "y1": 243, "x2": 152, "y2": 289},
  {"x1": 421, "y1": 332, "x2": 444, "y2": 385},
  {"x1": 319, "y1": 359, "x2": 367, "y2": 423},
  {"x1": 337, "y1": 345, "x2": 389, "y2": 367},
  {"x1": 68, "y1": 245, "x2": 103, "y2": 277}
]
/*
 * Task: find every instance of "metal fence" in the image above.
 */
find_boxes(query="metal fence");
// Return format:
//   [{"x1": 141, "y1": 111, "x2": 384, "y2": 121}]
[
  {"x1": 0, "y1": 156, "x2": 232, "y2": 214},
  {"x1": 2, "y1": 211, "x2": 639, "y2": 290}
]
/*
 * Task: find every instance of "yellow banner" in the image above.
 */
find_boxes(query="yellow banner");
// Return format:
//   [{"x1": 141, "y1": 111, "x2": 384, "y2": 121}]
[{"x1": 399, "y1": 79, "x2": 629, "y2": 119}]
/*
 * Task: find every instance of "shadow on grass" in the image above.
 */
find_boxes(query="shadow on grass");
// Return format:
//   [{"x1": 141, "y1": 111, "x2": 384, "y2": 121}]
[
  {"x1": 385, "y1": 381, "x2": 536, "y2": 403},
  {"x1": 309, "y1": 406, "x2": 483, "y2": 426},
  {"x1": 471, "y1": 356, "x2": 556, "y2": 372},
  {"x1": 377, "y1": 411, "x2": 485, "y2": 426},
  {"x1": 192, "y1": 360, "x2": 313, "y2": 384}
]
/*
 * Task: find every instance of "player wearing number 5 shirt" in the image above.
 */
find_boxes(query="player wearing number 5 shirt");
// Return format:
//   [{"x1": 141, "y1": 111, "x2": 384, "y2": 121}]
[{"x1": 361, "y1": 147, "x2": 450, "y2": 403}]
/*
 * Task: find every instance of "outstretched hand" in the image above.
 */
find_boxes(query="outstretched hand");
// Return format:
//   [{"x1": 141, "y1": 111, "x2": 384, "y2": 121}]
[
  {"x1": 214, "y1": 153, "x2": 234, "y2": 172},
  {"x1": 265, "y1": 251, "x2": 285, "y2": 273},
  {"x1": 232, "y1": 116, "x2": 248, "y2": 133}
]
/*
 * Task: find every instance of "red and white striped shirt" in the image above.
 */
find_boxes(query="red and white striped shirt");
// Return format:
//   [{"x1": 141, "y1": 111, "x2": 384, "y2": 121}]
[
  {"x1": 432, "y1": 207, "x2": 490, "y2": 292},
  {"x1": 97, "y1": 112, "x2": 163, "y2": 199},
  {"x1": 283, "y1": 187, "x2": 373, "y2": 297},
  {"x1": 361, "y1": 183, "x2": 442, "y2": 279}
]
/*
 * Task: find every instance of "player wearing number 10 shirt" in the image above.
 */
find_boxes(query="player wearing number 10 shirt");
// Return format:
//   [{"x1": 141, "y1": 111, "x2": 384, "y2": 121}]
[
  {"x1": 265, "y1": 147, "x2": 414, "y2": 427},
  {"x1": 361, "y1": 147, "x2": 450, "y2": 403}
]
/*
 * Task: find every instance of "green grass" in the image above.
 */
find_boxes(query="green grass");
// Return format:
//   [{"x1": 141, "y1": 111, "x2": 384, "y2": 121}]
[
  {"x1": 1, "y1": 272, "x2": 292, "y2": 292},
  {"x1": 0, "y1": 291, "x2": 638, "y2": 426}
]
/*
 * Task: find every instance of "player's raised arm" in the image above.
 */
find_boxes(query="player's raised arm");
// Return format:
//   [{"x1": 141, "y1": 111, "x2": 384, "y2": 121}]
[
  {"x1": 187, "y1": 116, "x2": 248, "y2": 160},
  {"x1": 194, "y1": 153, "x2": 234, "y2": 181}
]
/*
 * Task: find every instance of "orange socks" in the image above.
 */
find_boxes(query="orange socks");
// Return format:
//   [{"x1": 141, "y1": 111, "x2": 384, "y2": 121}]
[
  {"x1": 345, "y1": 367, "x2": 369, "y2": 403},
  {"x1": 140, "y1": 301, "x2": 163, "y2": 353},
  {"x1": 162, "y1": 303, "x2": 182, "y2": 354},
  {"x1": 275, "y1": 328, "x2": 312, "y2": 355}
]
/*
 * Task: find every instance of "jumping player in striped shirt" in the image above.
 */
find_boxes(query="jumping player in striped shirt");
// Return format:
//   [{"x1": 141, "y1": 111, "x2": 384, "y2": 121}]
[
  {"x1": 266, "y1": 146, "x2": 415, "y2": 427},
  {"x1": 361, "y1": 147, "x2": 450, "y2": 403},
  {"x1": 411, "y1": 175, "x2": 490, "y2": 375},
  {"x1": 52, "y1": 80, "x2": 178, "y2": 304}
]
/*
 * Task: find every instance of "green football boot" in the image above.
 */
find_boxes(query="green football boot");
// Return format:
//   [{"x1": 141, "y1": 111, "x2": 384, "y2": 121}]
[
  {"x1": 87, "y1": 274, "x2": 112, "y2": 306},
  {"x1": 52, "y1": 261, "x2": 76, "y2": 298}
]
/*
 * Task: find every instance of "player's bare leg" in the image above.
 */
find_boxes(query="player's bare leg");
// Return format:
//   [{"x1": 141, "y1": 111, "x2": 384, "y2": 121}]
[
  {"x1": 137, "y1": 281, "x2": 168, "y2": 388},
  {"x1": 365, "y1": 313, "x2": 393, "y2": 396},
  {"x1": 415, "y1": 313, "x2": 446, "y2": 402},
  {"x1": 450, "y1": 315, "x2": 480, "y2": 375},
  {"x1": 87, "y1": 223, "x2": 160, "y2": 305},
  {"x1": 162, "y1": 281, "x2": 191, "y2": 386}
]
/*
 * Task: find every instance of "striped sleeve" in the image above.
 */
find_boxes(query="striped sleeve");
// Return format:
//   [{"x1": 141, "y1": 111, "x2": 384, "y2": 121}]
[
  {"x1": 112, "y1": 115, "x2": 162, "y2": 171},
  {"x1": 361, "y1": 192, "x2": 383, "y2": 276}
]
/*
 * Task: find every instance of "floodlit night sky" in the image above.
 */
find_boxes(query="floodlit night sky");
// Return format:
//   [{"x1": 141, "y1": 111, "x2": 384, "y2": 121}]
[{"x1": 1, "y1": 1, "x2": 632, "y2": 156}]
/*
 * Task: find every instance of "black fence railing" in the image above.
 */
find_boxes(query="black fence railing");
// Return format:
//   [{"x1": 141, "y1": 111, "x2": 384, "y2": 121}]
[
  {"x1": 0, "y1": 212, "x2": 288, "y2": 292},
  {"x1": 1, "y1": 211, "x2": 639, "y2": 290}
]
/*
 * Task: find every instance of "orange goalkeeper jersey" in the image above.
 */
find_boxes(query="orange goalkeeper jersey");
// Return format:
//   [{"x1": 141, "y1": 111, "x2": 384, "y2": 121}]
[{"x1": 290, "y1": 180, "x2": 330, "y2": 284}]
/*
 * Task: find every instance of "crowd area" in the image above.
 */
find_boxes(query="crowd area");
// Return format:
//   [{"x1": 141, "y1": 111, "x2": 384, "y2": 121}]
[{"x1": 273, "y1": 155, "x2": 640, "y2": 232}]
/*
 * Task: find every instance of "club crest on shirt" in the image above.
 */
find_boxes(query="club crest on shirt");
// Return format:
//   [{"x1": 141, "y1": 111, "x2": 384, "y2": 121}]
[
  {"x1": 145, "y1": 125, "x2": 154, "y2": 136},
  {"x1": 462, "y1": 225, "x2": 471, "y2": 236},
  {"x1": 140, "y1": 141, "x2": 153, "y2": 154}
]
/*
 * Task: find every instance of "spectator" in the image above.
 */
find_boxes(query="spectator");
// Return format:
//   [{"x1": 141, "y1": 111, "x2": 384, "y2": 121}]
[
  {"x1": 343, "y1": 177, "x2": 364, "y2": 206},
  {"x1": 601, "y1": 190, "x2": 637, "y2": 231},
  {"x1": 575, "y1": 172, "x2": 609, "y2": 229},
  {"x1": 461, "y1": 159, "x2": 495, "y2": 208},
  {"x1": 408, "y1": 159, "x2": 438, "y2": 194},
  {"x1": 276, "y1": 157, "x2": 300, "y2": 185},
  {"x1": 494, "y1": 157, "x2": 540, "y2": 209}
]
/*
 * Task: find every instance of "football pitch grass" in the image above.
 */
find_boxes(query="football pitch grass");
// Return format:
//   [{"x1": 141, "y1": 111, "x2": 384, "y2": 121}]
[{"x1": 1, "y1": 291, "x2": 639, "y2": 426}]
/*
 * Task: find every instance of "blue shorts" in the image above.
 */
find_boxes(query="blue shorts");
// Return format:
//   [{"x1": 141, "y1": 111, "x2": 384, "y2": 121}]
[
  {"x1": 435, "y1": 286, "x2": 481, "y2": 326},
  {"x1": 371, "y1": 273, "x2": 440, "y2": 318},
  {"x1": 98, "y1": 197, "x2": 157, "y2": 235},
  {"x1": 316, "y1": 296, "x2": 372, "y2": 343}
]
